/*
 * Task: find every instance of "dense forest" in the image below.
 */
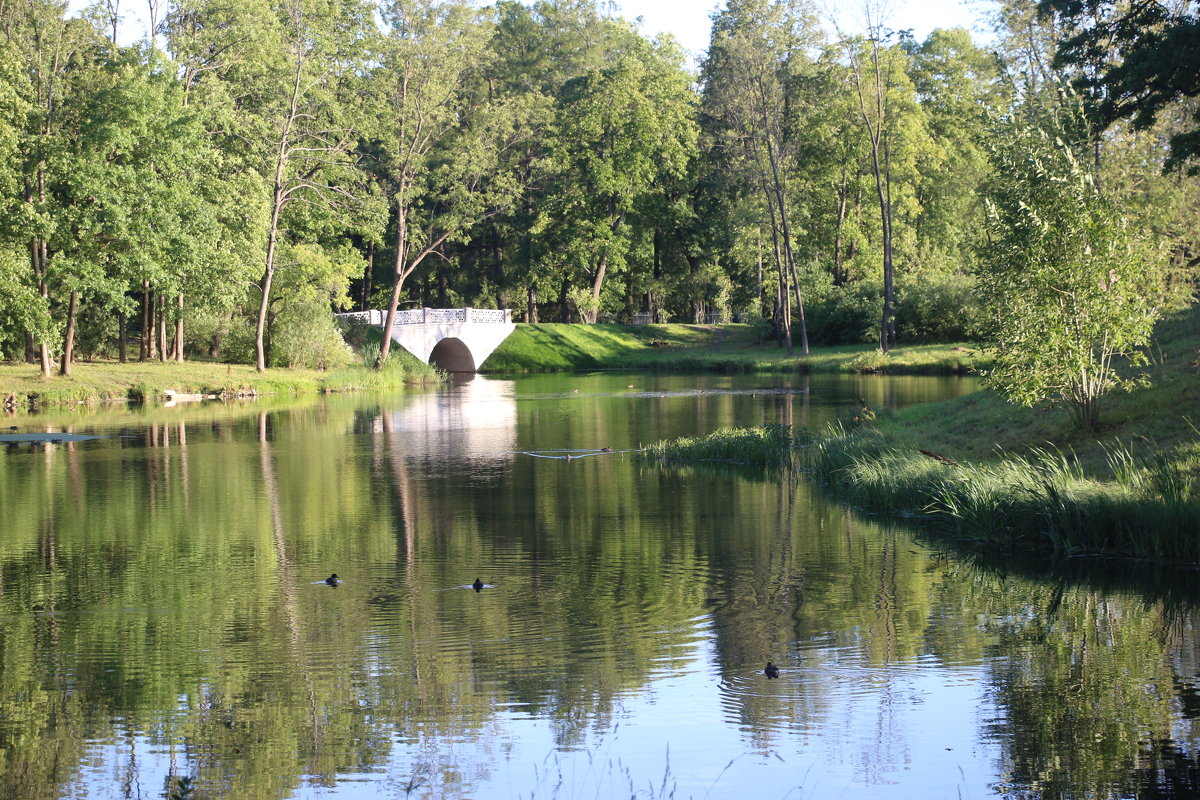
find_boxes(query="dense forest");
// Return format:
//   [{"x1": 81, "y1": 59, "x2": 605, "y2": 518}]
[{"x1": 0, "y1": 0, "x2": 1196, "y2": 375}]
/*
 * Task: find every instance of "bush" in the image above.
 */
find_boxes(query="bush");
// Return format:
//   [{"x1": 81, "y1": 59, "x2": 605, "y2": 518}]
[
  {"x1": 806, "y1": 282, "x2": 881, "y2": 345},
  {"x1": 271, "y1": 301, "x2": 354, "y2": 370},
  {"x1": 895, "y1": 273, "x2": 982, "y2": 342}
]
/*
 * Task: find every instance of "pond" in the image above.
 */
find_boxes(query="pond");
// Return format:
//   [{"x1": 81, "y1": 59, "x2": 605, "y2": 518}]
[{"x1": 1, "y1": 371, "x2": 1198, "y2": 800}]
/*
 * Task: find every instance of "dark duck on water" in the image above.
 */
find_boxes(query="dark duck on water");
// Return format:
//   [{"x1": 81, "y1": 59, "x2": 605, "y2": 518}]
[
  {"x1": 764, "y1": 661, "x2": 780, "y2": 679},
  {"x1": 325, "y1": 574, "x2": 340, "y2": 586},
  {"x1": 473, "y1": 578, "x2": 484, "y2": 592}
]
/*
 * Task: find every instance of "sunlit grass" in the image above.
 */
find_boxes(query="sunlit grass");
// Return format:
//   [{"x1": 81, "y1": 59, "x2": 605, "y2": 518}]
[
  {"x1": 0, "y1": 351, "x2": 438, "y2": 410},
  {"x1": 483, "y1": 323, "x2": 990, "y2": 375},
  {"x1": 642, "y1": 424, "x2": 794, "y2": 467},
  {"x1": 804, "y1": 423, "x2": 1200, "y2": 562}
]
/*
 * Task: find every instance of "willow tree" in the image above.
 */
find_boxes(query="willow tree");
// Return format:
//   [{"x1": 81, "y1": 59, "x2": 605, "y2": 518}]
[{"x1": 979, "y1": 100, "x2": 1160, "y2": 431}]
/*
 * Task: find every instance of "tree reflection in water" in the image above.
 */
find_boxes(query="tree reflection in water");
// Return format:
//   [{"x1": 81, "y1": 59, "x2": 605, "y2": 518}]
[{"x1": 0, "y1": 374, "x2": 1198, "y2": 799}]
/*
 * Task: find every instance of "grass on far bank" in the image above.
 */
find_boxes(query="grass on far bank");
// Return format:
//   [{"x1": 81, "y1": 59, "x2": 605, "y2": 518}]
[
  {"x1": 482, "y1": 322, "x2": 989, "y2": 375},
  {"x1": 0, "y1": 345, "x2": 438, "y2": 411}
]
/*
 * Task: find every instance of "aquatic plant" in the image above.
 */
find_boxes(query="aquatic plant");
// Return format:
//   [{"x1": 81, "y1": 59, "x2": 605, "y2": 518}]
[
  {"x1": 642, "y1": 424, "x2": 794, "y2": 467},
  {"x1": 803, "y1": 424, "x2": 1200, "y2": 563}
]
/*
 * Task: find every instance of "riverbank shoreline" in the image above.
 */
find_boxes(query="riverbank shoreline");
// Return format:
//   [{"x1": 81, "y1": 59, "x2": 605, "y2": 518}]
[
  {"x1": 482, "y1": 322, "x2": 990, "y2": 375},
  {"x1": 0, "y1": 355, "x2": 439, "y2": 412},
  {"x1": 636, "y1": 304, "x2": 1200, "y2": 564},
  {"x1": 1, "y1": 323, "x2": 987, "y2": 410}
]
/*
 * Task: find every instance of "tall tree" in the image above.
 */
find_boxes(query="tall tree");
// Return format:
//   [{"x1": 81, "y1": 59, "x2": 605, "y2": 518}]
[
  {"x1": 6, "y1": 0, "x2": 100, "y2": 375},
  {"x1": 834, "y1": 1, "x2": 916, "y2": 352},
  {"x1": 540, "y1": 26, "x2": 695, "y2": 323},
  {"x1": 370, "y1": 0, "x2": 519, "y2": 366},
  {"x1": 239, "y1": 0, "x2": 372, "y2": 371},
  {"x1": 1041, "y1": 0, "x2": 1200, "y2": 173},
  {"x1": 703, "y1": 0, "x2": 820, "y2": 353}
]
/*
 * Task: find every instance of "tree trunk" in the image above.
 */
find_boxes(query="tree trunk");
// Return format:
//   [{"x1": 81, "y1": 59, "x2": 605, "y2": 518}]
[
  {"x1": 756, "y1": 226, "x2": 764, "y2": 311},
  {"x1": 140, "y1": 281, "x2": 150, "y2": 361},
  {"x1": 174, "y1": 292, "x2": 184, "y2": 362},
  {"x1": 255, "y1": 52, "x2": 304, "y2": 373},
  {"x1": 834, "y1": 171, "x2": 849, "y2": 286},
  {"x1": 29, "y1": 235, "x2": 51, "y2": 377},
  {"x1": 764, "y1": 135, "x2": 809, "y2": 354},
  {"x1": 492, "y1": 228, "x2": 506, "y2": 309},
  {"x1": 587, "y1": 254, "x2": 608, "y2": 324},
  {"x1": 360, "y1": 240, "x2": 374, "y2": 312},
  {"x1": 558, "y1": 276, "x2": 571, "y2": 323},
  {"x1": 526, "y1": 286, "x2": 538, "y2": 323},
  {"x1": 762, "y1": 181, "x2": 792, "y2": 355},
  {"x1": 158, "y1": 292, "x2": 167, "y2": 362},
  {"x1": 118, "y1": 310, "x2": 127, "y2": 363},
  {"x1": 378, "y1": 198, "x2": 410, "y2": 367},
  {"x1": 58, "y1": 290, "x2": 77, "y2": 376}
]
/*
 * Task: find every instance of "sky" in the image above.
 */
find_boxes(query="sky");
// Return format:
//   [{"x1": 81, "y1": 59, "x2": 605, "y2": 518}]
[
  {"x1": 614, "y1": 0, "x2": 995, "y2": 63},
  {"x1": 97, "y1": 0, "x2": 995, "y2": 58}
]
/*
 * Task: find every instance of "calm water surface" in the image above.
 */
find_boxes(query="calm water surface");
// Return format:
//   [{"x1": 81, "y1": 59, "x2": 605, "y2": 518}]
[{"x1": 2, "y1": 372, "x2": 1199, "y2": 800}]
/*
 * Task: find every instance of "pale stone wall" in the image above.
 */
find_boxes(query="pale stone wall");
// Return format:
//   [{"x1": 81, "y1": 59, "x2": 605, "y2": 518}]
[{"x1": 334, "y1": 308, "x2": 515, "y2": 373}]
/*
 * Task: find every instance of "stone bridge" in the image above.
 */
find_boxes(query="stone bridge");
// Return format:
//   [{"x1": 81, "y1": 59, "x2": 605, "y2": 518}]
[{"x1": 336, "y1": 308, "x2": 515, "y2": 372}]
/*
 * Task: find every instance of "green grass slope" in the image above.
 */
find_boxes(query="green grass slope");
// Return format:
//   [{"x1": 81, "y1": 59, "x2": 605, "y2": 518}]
[
  {"x1": 802, "y1": 304, "x2": 1200, "y2": 562},
  {"x1": 482, "y1": 322, "x2": 988, "y2": 374}
]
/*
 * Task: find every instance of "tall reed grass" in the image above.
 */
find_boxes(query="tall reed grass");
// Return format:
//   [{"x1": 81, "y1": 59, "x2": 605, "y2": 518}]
[
  {"x1": 803, "y1": 424, "x2": 1200, "y2": 563},
  {"x1": 642, "y1": 424, "x2": 794, "y2": 467}
]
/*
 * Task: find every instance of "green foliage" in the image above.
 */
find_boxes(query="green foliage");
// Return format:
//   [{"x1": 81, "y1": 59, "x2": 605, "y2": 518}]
[
  {"x1": 806, "y1": 281, "x2": 880, "y2": 345},
  {"x1": 0, "y1": 0, "x2": 1192, "y2": 390},
  {"x1": 1041, "y1": 0, "x2": 1200, "y2": 174},
  {"x1": 979, "y1": 99, "x2": 1161, "y2": 430},
  {"x1": 895, "y1": 272, "x2": 982, "y2": 343}
]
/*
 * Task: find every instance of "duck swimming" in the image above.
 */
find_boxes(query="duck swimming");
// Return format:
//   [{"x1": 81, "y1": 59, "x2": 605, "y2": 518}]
[
  {"x1": 325, "y1": 574, "x2": 340, "y2": 586},
  {"x1": 472, "y1": 578, "x2": 484, "y2": 592},
  {"x1": 764, "y1": 661, "x2": 780, "y2": 679}
]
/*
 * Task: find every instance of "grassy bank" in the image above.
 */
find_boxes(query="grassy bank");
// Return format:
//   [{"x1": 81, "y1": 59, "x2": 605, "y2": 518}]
[
  {"x1": 635, "y1": 306, "x2": 1200, "y2": 563},
  {"x1": 482, "y1": 322, "x2": 989, "y2": 375},
  {"x1": 0, "y1": 349, "x2": 438, "y2": 410},
  {"x1": 803, "y1": 306, "x2": 1200, "y2": 562}
]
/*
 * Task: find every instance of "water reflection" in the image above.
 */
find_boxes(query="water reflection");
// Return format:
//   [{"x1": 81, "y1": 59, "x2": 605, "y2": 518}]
[{"x1": 1, "y1": 373, "x2": 1199, "y2": 799}]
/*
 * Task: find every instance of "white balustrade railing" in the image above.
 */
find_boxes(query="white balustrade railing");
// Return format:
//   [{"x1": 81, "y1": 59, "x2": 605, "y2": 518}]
[{"x1": 335, "y1": 308, "x2": 512, "y2": 326}]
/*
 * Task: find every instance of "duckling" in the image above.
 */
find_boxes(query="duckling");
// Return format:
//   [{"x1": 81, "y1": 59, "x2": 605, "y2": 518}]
[
  {"x1": 601, "y1": 446, "x2": 613, "y2": 453},
  {"x1": 325, "y1": 574, "x2": 340, "y2": 586},
  {"x1": 472, "y1": 578, "x2": 484, "y2": 592},
  {"x1": 764, "y1": 661, "x2": 780, "y2": 679}
]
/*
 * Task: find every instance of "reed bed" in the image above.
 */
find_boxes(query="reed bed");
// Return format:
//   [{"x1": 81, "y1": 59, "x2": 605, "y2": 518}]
[
  {"x1": 641, "y1": 424, "x2": 795, "y2": 467},
  {"x1": 803, "y1": 424, "x2": 1200, "y2": 563}
]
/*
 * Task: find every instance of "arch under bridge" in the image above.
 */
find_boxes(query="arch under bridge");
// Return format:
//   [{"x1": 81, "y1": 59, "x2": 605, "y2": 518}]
[{"x1": 336, "y1": 308, "x2": 515, "y2": 373}]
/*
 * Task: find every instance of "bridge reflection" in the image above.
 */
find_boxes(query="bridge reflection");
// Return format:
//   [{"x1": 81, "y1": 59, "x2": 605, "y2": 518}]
[{"x1": 374, "y1": 375, "x2": 517, "y2": 462}]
